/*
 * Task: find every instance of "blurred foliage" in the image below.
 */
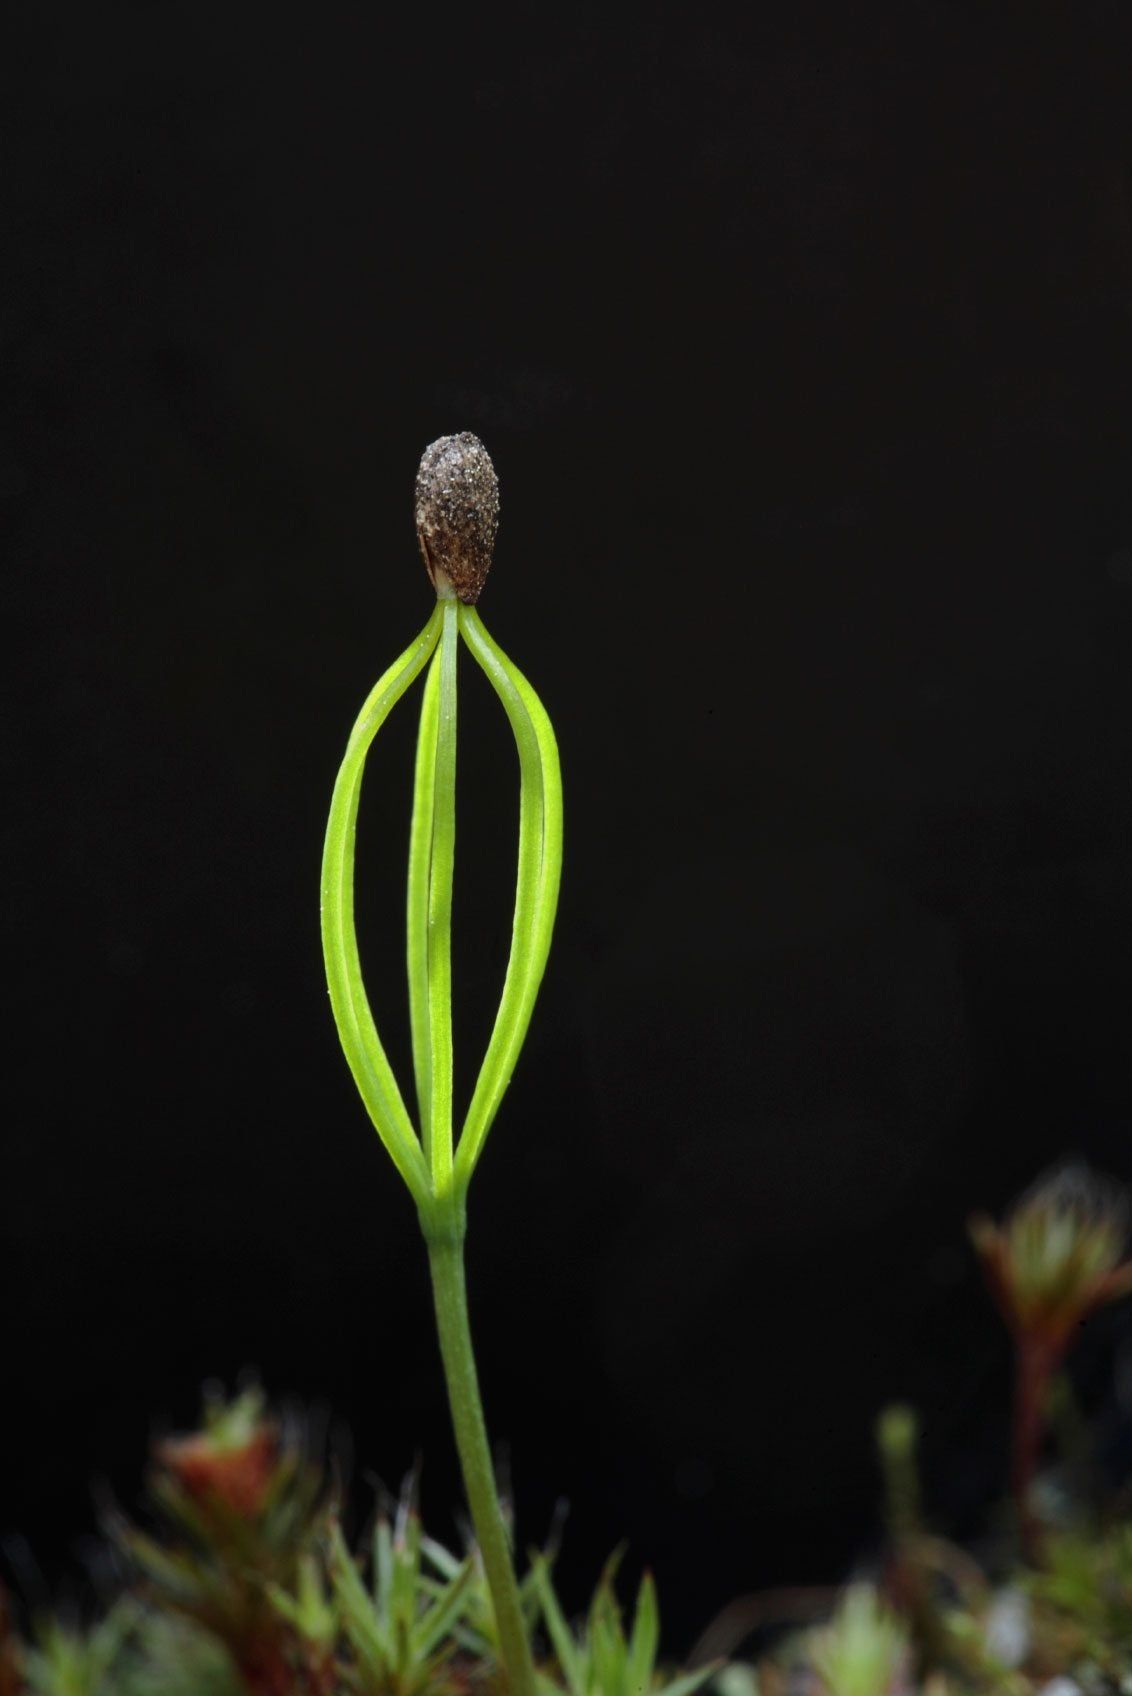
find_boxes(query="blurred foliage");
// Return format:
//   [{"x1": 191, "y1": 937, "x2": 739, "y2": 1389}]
[
  {"x1": 0, "y1": 1388, "x2": 707, "y2": 1696},
  {"x1": 809, "y1": 1586, "x2": 909, "y2": 1696},
  {"x1": 970, "y1": 1165, "x2": 1132, "y2": 1350},
  {"x1": 530, "y1": 1551, "x2": 718, "y2": 1696},
  {"x1": 7, "y1": 1165, "x2": 1132, "y2": 1694},
  {"x1": 706, "y1": 1167, "x2": 1132, "y2": 1696}
]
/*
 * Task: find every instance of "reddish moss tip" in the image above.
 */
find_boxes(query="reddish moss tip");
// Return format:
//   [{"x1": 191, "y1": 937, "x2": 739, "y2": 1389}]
[{"x1": 414, "y1": 432, "x2": 499, "y2": 604}]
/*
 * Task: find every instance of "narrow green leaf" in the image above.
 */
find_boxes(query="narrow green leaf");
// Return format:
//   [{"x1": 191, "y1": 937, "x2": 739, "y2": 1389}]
[
  {"x1": 425, "y1": 600, "x2": 460, "y2": 1191},
  {"x1": 411, "y1": 1558, "x2": 475, "y2": 1660},
  {"x1": 118, "y1": 1528, "x2": 209, "y2": 1607},
  {"x1": 87, "y1": 1601, "x2": 138, "y2": 1683},
  {"x1": 531, "y1": 1557, "x2": 586, "y2": 1696},
  {"x1": 454, "y1": 607, "x2": 563, "y2": 1185},
  {"x1": 626, "y1": 1573, "x2": 660, "y2": 1694},
  {"x1": 330, "y1": 1519, "x2": 393, "y2": 1672},
  {"x1": 320, "y1": 607, "x2": 441, "y2": 1201},
  {"x1": 407, "y1": 650, "x2": 441, "y2": 1153},
  {"x1": 420, "y1": 1534, "x2": 463, "y2": 1582},
  {"x1": 590, "y1": 1597, "x2": 624, "y2": 1696},
  {"x1": 390, "y1": 1511, "x2": 421, "y2": 1635},
  {"x1": 374, "y1": 1515, "x2": 394, "y2": 1636},
  {"x1": 653, "y1": 1662, "x2": 725, "y2": 1696}
]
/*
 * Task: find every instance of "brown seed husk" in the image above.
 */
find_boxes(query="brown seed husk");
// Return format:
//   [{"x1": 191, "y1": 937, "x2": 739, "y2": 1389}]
[{"x1": 414, "y1": 432, "x2": 499, "y2": 604}]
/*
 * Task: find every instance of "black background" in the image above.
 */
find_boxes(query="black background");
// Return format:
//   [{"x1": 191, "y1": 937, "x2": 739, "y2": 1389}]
[{"x1": 6, "y1": 0, "x2": 1132, "y2": 1657}]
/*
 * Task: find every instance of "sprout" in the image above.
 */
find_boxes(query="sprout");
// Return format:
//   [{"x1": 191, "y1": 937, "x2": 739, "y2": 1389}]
[
  {"x1": 970, "y1": 1163, "x2": 1132, "y2": 1559},
  {"x1": 157, "y1": 1388, "x2": 278, "y2": 1519},
  {"x1": 970, "y1": 1163, "x2": 1132, "y2": 1352},
  {"x1": 809, "y1": 1586, "x2": 909, "y2": 1696},
  {"x1": 320, "y1": 436, "x2": 562, "y2": 1696}
]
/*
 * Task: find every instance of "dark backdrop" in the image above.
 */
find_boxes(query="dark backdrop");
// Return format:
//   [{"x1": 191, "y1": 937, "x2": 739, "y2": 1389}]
[{"x1": 6, "y1": 0, "x2": 1132, "y2": 1656}]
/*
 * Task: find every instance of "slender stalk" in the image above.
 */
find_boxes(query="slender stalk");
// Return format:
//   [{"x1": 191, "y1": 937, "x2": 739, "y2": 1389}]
[
  {"x1": 425, "y1": 1216, "x2": 536, "y2": 1696},
  {"x1": 1012, "y1": 1335, "x2": 1056, "y2": 1562}
]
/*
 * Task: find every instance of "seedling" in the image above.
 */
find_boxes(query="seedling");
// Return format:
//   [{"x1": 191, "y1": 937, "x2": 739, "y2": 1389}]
[
  {"x1": 114, "y1": 1386, "x2": 326, "y2": 1691},
  {"x1": 18, "y1": 1608, "x2": 136, "y2": 1696},
  {"x1": 267, "y1": 1481, "x2": 478, "y2": 1696},
  {"x1": 320, "y1": 434, "x2": 563, "y2": 1696},
  {"x1": 807, "y1": 1587, "x2": 908, "y2": 1696},
  {"x1": 970, "y1": 1163, "x2": 1132, "y2": 1557},
  {"x1": 530, "y1": 1555, "x2": 716, "y2": 1696}
]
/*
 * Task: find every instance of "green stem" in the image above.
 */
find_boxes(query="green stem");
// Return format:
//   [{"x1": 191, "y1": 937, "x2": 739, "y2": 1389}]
[{"x1": 425, "y1": 1216, "x2": 536, "y2": 1696}]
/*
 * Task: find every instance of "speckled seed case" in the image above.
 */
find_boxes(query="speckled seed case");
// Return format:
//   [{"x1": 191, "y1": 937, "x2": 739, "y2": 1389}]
[{"x1": 414, "y1": 432, "x2": 500, "y2": 604}]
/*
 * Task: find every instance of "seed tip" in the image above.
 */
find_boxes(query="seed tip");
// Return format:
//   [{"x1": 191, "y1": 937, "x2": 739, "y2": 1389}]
[{"x1": 414, "y1": 432, "x2": 499, "y2": 604}]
